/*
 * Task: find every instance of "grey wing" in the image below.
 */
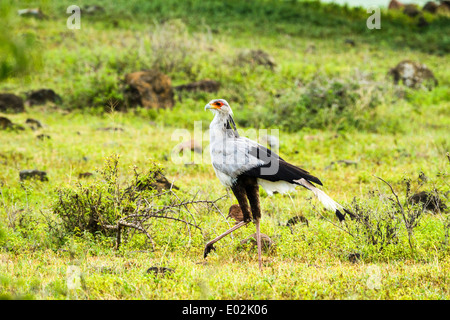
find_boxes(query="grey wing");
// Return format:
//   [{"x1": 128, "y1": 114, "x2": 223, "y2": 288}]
[{"x1": 211, "y1": 137, "x2": 266, "y2": 179}]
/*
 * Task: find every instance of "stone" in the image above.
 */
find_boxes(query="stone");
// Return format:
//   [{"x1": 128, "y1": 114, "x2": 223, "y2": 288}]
[
  {"x1": 124, "y1": 70, "x2": 174, "y2": 109},
  {"x1": 0, "y1": 93, "x2": 25, "y2": 113},
  {"x1": 26, "y1": 89, "x2": 62, "y2": 106},
  {"x1": 408, "y1": 191, "x2": 447, "y2": 213},
  {"x1": 388, "y1": 60, "x2": 438, "y2": 90},
  {"x1": 19, "y1": 170, "x2": 48, "y2": 182},
  {"x1": 423, "y1": 1, "x2": 439, "y2": 13},
  {"x1": 25, "y1": 118, "x2": 42, "y2": 130}
]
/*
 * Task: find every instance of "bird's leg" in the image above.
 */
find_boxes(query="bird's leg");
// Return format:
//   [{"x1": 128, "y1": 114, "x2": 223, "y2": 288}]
[
  {"x1": 204, "y1": 182, "x2": 252, "y2": 258},
  {"x1": 244, "y1": 177, "x2": 263, "y2": 271},
  {"x1": 204, "y1": 220, "x2": 249, "y2": 258},
  {"x1": 254, "y1": 218, "x2": 262, "y2": 271},
  {"x1": 231, "y1": 183, "x2": 252, "y2": 223}
]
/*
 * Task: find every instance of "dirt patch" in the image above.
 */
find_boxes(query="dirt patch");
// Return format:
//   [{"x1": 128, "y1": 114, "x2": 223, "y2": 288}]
[{"x1": 123, "y1": 70, "x2": 174, "y2": 109}]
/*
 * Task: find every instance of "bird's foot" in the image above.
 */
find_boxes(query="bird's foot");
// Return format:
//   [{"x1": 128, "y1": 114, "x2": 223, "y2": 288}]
[{"x1": 203, "y1": 243, "x2": 216, "y2": 258}]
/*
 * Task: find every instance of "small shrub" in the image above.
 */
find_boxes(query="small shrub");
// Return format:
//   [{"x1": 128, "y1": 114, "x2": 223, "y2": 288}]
[
  {"x1": 52, "y1": 155, "x2": 162, "y2": 237},
  {"x1": 343, "y1": 173, "x2": 449, "y2": 259},
  {"x1": 68, "y1": 73, "x2": 124, "y2": 111},
  {"x1": 51, "y1": 155, "x2": 212, "y2": 251}
]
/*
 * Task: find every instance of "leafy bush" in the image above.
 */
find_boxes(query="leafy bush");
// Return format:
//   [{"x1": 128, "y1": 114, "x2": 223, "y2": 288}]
[
  {"x1": 51, "y1": 155, "x2": 212, "y2": 251},
  {"x1": 52, "y1": 155, "x2": 163, "y2": 237},
  {"x1": 243, "y1": 77, "x2": 384, "y2": 132}
]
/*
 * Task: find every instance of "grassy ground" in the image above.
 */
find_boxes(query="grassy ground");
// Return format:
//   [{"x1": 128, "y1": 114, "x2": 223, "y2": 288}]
[{"x1": 0, "y1": 0, "x2": 449, "y2": 299}]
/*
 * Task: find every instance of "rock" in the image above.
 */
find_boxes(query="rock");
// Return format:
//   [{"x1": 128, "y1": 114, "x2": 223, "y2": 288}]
[
  {"x1": 227, "y1": 204, "x2": 244, "y2": 223},
  {"x1": 240, "y1": 233, "x2": 274, "y2": 250},
  {"x1": 17, "y1": 8, "x2": 46, "y2": 19},
  {"x1": 131, "y1": 171, "x2": 178, "y2": 193},
  {"x1": 388, "y1": 0, "x2": 404, "y2": 9},
  {"x1": 25, "y1": 118, "x2": 42, "y2": 130},
  {"x1": 0, "y1": 117, "x2": 14, "y2": 130},
  {"x1": 348, "y1": 252, "x2": 361, "y2": 264},
  {"x1": 286, "y1": 215, "x2": 309, "y2": 234},
  {"x1": 0, "y1": 116, "x2": 24, "y2": 131},
  {"x1": 174, "y1": 79, "x2": 220, "y2": 93},
  {"x1": 0, "y1": 93, "x2": 25, "y2": 113},
  {"x1": 403, "y1": 4, "x2": 421, "y2": 17},
  {"x1": 26, "y1": 89, "x2": 62, "y2": 106},
  {"x1": 19, "y1": 170, "x2": 48, "y2": 182},
  {"x1": 146, "y1": 266, "x2": 174, "y2": 276},
  {"x1": 237, "y1": 49, "x2": 276, "y2": 70},
  {"x1": 36, "y1": 134, "x2": 51, "y2": 141},
  {"x1": 423, "y1": 1, "x2": 439, "y2": 13},
  {"x1": 437, "y1": 2, "x2": 450, "y2": 13},
  {"x1": 408, "y1": 191, "x2": 447, "y2": 213},
  {"x1": 286, "y1": 215, "x2": 309, "y2": 227},
  {"x1": 388, "y1": 60, "x2": 438, "y2": 90},
  {"x1": 344, "y1": 39, "x2": 356, "y2": 47},
  {"x1": 78, "y1": 172, "x2": 94, "y2": 178},
  {"x1": 124, "y1": 70, "x2": 174, "y2": 109}
]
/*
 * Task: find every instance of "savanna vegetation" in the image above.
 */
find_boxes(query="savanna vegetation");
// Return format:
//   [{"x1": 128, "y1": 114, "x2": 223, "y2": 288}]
[{"x1": 0, "y1": 0, "x2": 449, "y2": 300}]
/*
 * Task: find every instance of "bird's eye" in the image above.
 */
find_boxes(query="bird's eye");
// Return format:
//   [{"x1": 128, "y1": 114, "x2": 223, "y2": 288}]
[{"x1": 215, "y1": 102, "x2": 221, "y2": 106}]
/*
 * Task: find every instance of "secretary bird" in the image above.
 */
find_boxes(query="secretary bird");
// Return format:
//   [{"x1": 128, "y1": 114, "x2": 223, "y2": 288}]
[{"x1": 204, "y1": 99, "x2": 352, "y2": 270}]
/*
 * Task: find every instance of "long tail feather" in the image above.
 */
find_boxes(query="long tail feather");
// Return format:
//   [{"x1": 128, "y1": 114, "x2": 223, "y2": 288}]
[{"x1": 294, "y1": 178, "x2": 351, "y2": 221}]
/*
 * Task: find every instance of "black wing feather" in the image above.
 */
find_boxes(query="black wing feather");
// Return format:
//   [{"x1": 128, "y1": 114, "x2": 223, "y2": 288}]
[{"x1": 242, "y1": 144, "x2": 323, "y2": 186}]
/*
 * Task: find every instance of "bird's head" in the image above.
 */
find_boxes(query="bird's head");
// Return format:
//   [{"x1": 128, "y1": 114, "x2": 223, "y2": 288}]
[{"x1": 205, "y1": 99, "x2": 233, "y2": 116}]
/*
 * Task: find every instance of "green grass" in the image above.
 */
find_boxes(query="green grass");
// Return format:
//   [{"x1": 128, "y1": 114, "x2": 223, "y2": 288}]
[{"x1": 0, "y1": 0, "x2": 449, "y2": 299}]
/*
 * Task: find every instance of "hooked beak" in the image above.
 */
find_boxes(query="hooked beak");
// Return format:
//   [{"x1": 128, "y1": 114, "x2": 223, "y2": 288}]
[{"x1": 205, "y1": 103, "x2": 220, "y2": 111}]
